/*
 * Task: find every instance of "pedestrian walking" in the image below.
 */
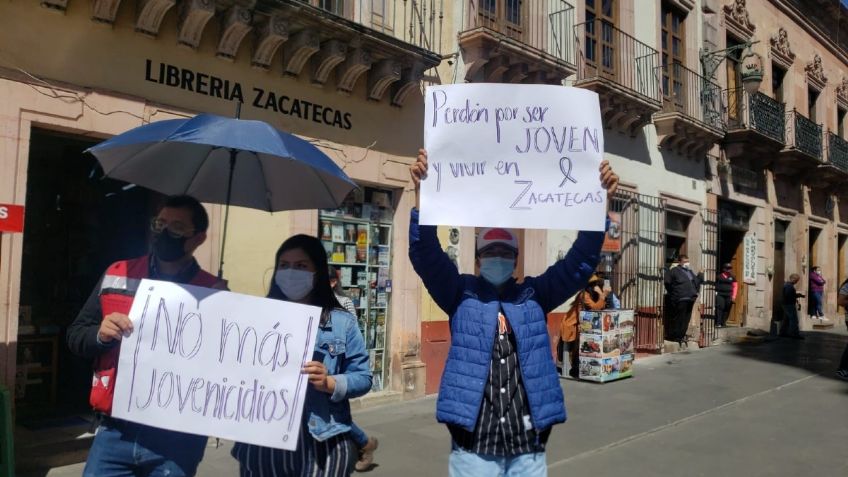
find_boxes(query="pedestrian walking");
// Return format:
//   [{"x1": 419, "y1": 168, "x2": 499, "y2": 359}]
[
  {"x1": 408, "y1": 149, "x2": 619, "y2": 476},
  {"x1": 328, "y1": 266, "x2": 380, "y2": 471},
  {"x1": 780, "y1": 273, "x2": 805, "y2": 340},
  {"x1": 559, "y1": 275, "x2": 607, "y2": 378},
  {"x1": 232, "y1": 234, "x2": 372, "y2": 476},
  {"x1": 66, "y1": 195, "x2": 227, "y2": 477},
  {"x1": 664, "y1": 255, "x2": 704, "y2": 345},
  {"x1": 715, "y1": 263, "x2": 738, "y2": 328},
  {"x1": 836, "y1": 278, "x2": 848, "y2": 380},
  {"x1": 808, "y1": 266, "x2": 826, "y2": 320}
]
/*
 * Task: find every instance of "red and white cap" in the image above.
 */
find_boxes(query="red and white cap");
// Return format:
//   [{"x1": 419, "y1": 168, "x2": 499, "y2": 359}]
[{"x1": 476, "y1": 228, "x2": 519, "y2": 254}]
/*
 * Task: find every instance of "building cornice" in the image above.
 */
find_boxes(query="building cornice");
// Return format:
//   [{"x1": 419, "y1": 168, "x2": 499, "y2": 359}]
[{"x1": 772, "y1": 0, "x2": 848, "y2": 68}]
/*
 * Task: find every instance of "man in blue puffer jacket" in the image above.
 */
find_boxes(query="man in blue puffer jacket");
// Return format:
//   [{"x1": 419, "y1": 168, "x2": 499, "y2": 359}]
[{"x1": 409, "y1": 149, "x2": 619, "y2": 476}]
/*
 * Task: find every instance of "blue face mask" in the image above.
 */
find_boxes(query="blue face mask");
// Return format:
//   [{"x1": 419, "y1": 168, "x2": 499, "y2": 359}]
[{"x1": 479, "y1": 257, "x2": 515, "y2": 287}]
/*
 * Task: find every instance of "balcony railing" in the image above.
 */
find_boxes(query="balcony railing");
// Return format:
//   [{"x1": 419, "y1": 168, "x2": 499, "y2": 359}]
[
  {"x1": 827, "y1": 131, "x2": 848, "y2": 172},
  {"x1": 307, "y1": 0, "x2": 444, "y2": 54},
  {"x1": 724, "y1": 88, "x2": 785, "y2": 144},
  {"x1": 656, "y1": 62, "x2": 724, "y2": 131},
  {"x1": 785, "y1": 109, "x2": 823, "y2": 160},
  {"x1": 574, "y1": 19, "x2": 661, "y2": 103},
  {"x1": 461, "y1": 0, "x2": 576, "y2": 66}
]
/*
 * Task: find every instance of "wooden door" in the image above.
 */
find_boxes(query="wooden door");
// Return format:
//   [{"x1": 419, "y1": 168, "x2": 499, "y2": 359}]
[
  {"x1": 726, "y1": 40, "x2": 741, "y2": 123},
  {"x1": 586, "y1": 0, "x2": 617, "y2": 78},
  {"x1": 772, "y1": 221, "x2": 788, "y2": 322},
  {"x1": 661, "y1": 4, "x2": 686, "y2": 111}
]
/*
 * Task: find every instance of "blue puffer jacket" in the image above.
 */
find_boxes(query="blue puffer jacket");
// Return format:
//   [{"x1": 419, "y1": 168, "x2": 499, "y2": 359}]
[{"x1": 409, "y1": 209, "x2": 604, "y2": 432}]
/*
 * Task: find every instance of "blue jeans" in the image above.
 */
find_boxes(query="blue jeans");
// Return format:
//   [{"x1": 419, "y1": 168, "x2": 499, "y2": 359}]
[
  {"x1": 350, "y1": 421, "x2": 368, "y2": 448},
  {"x1": 83, "y1": 418, "x2": 207, "y2": 477},
  {"x1": 811, "y1": 291, "x2": 824, "y2": 317},
  {"x1": 449, "y1": 445, "x2": 546, "y2": 477}
]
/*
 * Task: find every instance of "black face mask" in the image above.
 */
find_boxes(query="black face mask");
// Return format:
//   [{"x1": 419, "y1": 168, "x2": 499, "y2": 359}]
[{"x1": 152, "y1": 232, "x2": 188, "y2": 262}]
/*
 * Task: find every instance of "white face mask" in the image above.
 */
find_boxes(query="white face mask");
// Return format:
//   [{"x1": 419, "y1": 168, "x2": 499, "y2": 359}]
[
  {"x1": 275, "y1": 269, "x2": 315, "y2": 301},
  {"x1": 682, "y1": 262, "x2": 691, "y2": 269}
]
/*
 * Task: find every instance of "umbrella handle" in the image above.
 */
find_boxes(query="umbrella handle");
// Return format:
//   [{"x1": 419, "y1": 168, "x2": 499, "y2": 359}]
[{"x1": 218, "y1": 149, "x2": 237, "y2": 279}]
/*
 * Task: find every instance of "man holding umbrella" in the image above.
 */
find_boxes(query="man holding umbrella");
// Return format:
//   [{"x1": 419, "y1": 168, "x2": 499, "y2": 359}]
[{"x1": 67, "y1": 195, "x2": 227, "y2": 476}]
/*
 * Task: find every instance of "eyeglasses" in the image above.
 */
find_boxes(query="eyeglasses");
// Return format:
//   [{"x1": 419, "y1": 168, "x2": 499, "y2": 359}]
[{"x1": 150, "y1": 218, "x2": 195, "y2": 238}]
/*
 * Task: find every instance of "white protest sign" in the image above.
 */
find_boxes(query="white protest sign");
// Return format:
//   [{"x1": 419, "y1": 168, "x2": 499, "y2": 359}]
[
  {"x1": 112, "y1": 279, "x2": 319, "y2": 451},
  {"x1": 422, "y1": 84, "x2": 606, "y2": 230}
]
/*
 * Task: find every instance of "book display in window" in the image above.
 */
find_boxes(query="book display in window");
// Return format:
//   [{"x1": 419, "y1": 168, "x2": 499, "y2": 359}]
[{"x1": 320, "y1": 186, "x2": 394, "y2": 391}]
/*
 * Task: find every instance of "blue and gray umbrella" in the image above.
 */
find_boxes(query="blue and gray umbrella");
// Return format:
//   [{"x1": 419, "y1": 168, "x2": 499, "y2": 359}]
[{"x1": 87, "y1": 113, "x2": 357, "y2": 276}]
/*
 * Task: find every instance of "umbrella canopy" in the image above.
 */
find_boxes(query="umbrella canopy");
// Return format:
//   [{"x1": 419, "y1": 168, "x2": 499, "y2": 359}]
[{"x1": 86, "y1": 113, "x2": 357, "y2": 212}]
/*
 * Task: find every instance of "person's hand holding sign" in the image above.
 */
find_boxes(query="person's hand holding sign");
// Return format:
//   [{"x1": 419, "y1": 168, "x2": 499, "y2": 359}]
[
  {"x1": 98, "y1": 312, "x2": 133, "y2": 343},
  {"x1": 302, "y1": 361, "x2": 336, "y2": 394},
  {"x1": 410, "y1": 148, "x2": 429, "y2": 210},
  {"x1": 599, "y1": 159, "x2": 619, "y2": 199}
]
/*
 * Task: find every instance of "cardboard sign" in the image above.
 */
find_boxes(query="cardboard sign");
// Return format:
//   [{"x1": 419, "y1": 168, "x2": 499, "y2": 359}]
[
  {"x1": 112, "y1": 279, "x2": 319, "y2": 451},
  {"x1": 421, "y1": 84, "x2": 606, "y2": 230},
  {"x1": 0, "y1": 204, "x2": 24, "y2": 233},
  {"x1": 743, "y1": 232, "x2": 757, "y2": 284}
]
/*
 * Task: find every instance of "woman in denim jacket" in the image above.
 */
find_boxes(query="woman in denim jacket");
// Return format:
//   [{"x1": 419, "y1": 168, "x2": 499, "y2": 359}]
[{"x1": 232, "y1": 234, "x2": 372, "y2": 476}]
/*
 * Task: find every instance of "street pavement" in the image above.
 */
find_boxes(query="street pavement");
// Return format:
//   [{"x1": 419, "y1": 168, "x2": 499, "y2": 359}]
[{"x1": 41, "y1": 329, "x2": 848, "y2": 477}]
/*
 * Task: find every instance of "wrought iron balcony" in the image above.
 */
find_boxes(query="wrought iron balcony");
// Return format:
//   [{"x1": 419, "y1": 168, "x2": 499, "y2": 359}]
[
  {"x1": 784, "y1": 109, "x2": 823, "y2": 161},
  {"x1": 653, "y1": 62, "x2": 724, "y2": 156},
  {"x1": 827, "y1": 131, "x2": 848, "y2": 173},
  {"x1": 307, "y1": 0, "x2": 443, "y2": 54},
  {"x1": 457, "y1": 0, "x2": 576, "y2": 83},
  {"x1": 724, "y1": 88, "x2": 785, "y2": 144},
  {"x1": 574, "y1": 19, "x2": 661, "y2": 135}
]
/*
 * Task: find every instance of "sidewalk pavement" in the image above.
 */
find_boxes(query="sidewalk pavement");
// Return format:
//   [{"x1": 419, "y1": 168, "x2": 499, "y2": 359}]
[{"x1": 41, "y1": 328, "x2": 848, "y2": 477}]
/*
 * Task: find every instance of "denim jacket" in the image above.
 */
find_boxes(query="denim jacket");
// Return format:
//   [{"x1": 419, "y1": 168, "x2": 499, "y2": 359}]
[{"x1": 305, "y1": 308, "x2": 372, "y2": 441}]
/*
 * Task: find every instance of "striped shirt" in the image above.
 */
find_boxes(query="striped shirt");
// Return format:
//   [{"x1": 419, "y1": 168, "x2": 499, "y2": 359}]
[
  {"x1": 232, "y1": 420, "x2": 356, "y2": 476},
  {"x1": 448, "y1": 322, "x2": 549, "y2": 456}
]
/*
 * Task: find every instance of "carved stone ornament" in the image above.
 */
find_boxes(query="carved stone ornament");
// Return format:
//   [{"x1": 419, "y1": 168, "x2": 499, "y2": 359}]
[
  {"x1": 805, "y1": 53, "x2": 828, "y2": 90},
  {"x1": 836, "y1": 77, "x2": 848, "y2": 109},
  {"x1": 723, "y1": 0, "x2": 755, "y2": 39},
  {"x1": 769, "y1": 27, "x2": 795, "y2": 69},
  {"x1": 40, "y1": 0, "x2": 68, "y2": 13},
  {"x1": 252, "y1": 15, "x2": 289, "y2": 70}
]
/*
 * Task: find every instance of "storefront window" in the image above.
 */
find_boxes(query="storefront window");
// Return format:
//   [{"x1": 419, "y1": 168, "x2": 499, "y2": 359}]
[{"x1": 319, "y1": 186, "x2": 394, "y2": 391}]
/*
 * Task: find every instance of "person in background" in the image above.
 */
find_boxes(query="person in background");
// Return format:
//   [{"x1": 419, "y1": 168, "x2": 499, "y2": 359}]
[
  {"x1": 409, "y1": 148, "x2": 619, "y2": 476},
  {"x1": 808, "y1": 266, "x2": 826, "y2": 320},
  {"x1": 232, "y1": 235, "x2": 371, "y2": 476},
  {"x1": 836, "y1": 278, "x2": 848, "y2": 380},
  {"x1": 67, "y1": 195, "x2": 227, "y2": 477},
  {"x1": 715, "y1": 263, "x2": 738, "y2": 328},
  {"x1": 559, "y1": 274, "x2": 608, "y2": 378},
  {"x1": 601, "y1": 274, "x2": 621, "y2": 310},
  {"x1": 664, "y1": 255, "x2": 704, "y2": 346},
  {"x1": 780, "y1": 273, "x2": 805, "y2": 340},
  {"x1": 328, "y1": 266, "x2": 379, "y2": 471},
  {"x1": 330, "y1": 266, "x2": 358, "y2": 315}
]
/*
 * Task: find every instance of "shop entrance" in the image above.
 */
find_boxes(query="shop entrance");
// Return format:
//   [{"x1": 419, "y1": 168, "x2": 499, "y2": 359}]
[
  {"x1": 809, "y1": 226, "x2": 822, "y2": 270},
  {"x1": 664, "y1": 212, "x2": 691, "y2": 266},
  {"x1": 839, "y1": 233, "x2": 847, "y2": 291},
  {"x1": 718, "y1": 201, "x2": 751, "y2": 326},
  {"x1": 16, "y1": 129, "x2": 159, "y2": 427},
  {"x1": 772, "y1": 220, "x2": 789, "y2": 322}
]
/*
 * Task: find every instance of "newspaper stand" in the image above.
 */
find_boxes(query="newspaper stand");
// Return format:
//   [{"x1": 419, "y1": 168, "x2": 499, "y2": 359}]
[{"x1": 576, "y1": 310, "x2": 635, "y2": 383}]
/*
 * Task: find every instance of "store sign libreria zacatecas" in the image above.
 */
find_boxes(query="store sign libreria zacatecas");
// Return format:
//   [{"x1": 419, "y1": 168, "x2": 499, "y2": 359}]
[{"x1": 144, "y1": 59, "x2": 353, "y2": 131}]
